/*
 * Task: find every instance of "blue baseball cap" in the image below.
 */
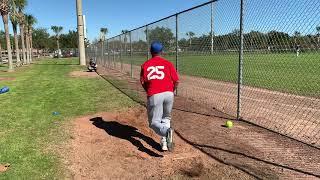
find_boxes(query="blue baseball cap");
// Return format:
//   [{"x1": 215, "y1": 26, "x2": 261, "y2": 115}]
[{"x1": 150, "y1": 41, "x2": 163, "y2": 54}]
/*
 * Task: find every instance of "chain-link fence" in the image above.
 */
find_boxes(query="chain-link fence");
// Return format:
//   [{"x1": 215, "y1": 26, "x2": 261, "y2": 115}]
[{"x1": 86, "y1": 0, "x2": 320, "y2": 149}]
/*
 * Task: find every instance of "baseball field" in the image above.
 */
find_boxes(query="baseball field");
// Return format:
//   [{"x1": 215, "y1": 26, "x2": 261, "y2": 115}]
[
  {"x1": 119, "y1": 52, "x2": 320, "y2": 97},
  {"x1": 1, "y1": 57, "x2": 319, "y2": 179},
  {"x1": 105, "y1": 51, "x2": 320, "y2": 147}
]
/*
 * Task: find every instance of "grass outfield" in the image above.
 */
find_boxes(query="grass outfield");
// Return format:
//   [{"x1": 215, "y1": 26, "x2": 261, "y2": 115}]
[
  {"x1": 0, "y1": 58, "x2": 135, "y2": 178},
  {"x1": 118, "y1": 52, "x2": 320, "y2": 97}
]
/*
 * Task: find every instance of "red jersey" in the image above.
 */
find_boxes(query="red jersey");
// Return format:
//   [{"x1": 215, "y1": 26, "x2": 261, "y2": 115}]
[{"x1": 140, "y1": 56, "x2": 179, "y2": 97}]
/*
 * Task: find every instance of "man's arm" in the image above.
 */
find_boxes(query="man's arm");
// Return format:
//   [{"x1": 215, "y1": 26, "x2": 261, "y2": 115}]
[
  {"x1": 140, "y1": 66, "x2": 147, "y2": 92},
  {"x1": 170, "y1": 63, "x2": 179, "y2": 91}
]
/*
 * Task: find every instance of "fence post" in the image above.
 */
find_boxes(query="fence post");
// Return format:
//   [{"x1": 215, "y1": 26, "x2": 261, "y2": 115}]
[
  {"x1": 237, "y1": 0, "x2": 245, "y2": 121},
  {"x1": 113, "y1": 39, "x2": 115, "y2": 68},
  {"x1": 175, "y1": 14, "x2": 179, "y2": 96},
  {"x1": 105, "y1": 39, "x2": 107, "y2": 68},
  {"x1": 107, "y1": 39, "x2": 109, "y2": 68},
  {"x1": 210, "y1": 2, "x2": 214, "y2": 55},
  {"x1": 101, "y1": 40, "x2": 104, "y2": 67},
  {"x1": 120, "y1": 35, "x2": 123, "y2": 71},
  {"x1": 146, "y1": 25, "x2": 149, "y2": 60},
  {"x1": 130, "y1": 31, "x2": 133, "y2": 78}
]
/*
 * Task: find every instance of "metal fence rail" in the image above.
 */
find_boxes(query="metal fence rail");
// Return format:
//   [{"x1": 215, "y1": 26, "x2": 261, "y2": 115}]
[{"x1": 86, "y1": 0, "x2": 320, "y2": 148}]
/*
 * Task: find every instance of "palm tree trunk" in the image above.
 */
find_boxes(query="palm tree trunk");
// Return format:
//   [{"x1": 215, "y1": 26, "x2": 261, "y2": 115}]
[
  {"x1": 0, "y1": 43, "x2": 2, "y2": 63},
  {"x1": 2, "y1": 14, "x2": 13, "y2": 71},
  {"x1": 30, "y1": 31, "x2": 33, "y2": 60},
  {"x1": 25, "y1": 31, "x2": 30, "y2": 64},
  {"x1": 19, "y1": 24, "x2": 27, "y2": 65},
  {"x1": 56, "y1": 39, "x2": 60, "y2": 58},
  {"x1": 29, "y1": 30, "x2": 33, "y2": 62},
  {"x1": 13, "y1": 26, "x2": 21, "y2": 66}
]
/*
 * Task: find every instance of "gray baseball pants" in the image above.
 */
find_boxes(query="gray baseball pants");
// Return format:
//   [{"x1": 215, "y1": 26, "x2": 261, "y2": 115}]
[{"x1": 147, "y1": 91, "x2": 174, "y2": 137}]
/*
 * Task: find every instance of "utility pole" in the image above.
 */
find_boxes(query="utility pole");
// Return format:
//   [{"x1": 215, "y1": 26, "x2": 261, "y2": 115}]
[{"x1": 76, "y1": 0, "x2": 86, "y2": 65}]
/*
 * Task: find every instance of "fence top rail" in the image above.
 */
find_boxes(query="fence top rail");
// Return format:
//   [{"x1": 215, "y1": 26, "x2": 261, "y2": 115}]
[{"x1": 106, "y1": 0, "x2": 217, "y2": 41}]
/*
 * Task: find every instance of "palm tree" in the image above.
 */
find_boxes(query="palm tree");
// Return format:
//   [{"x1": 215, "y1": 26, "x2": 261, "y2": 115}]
[
  {"x1": 99, "y1": 28, "x2": 108, "y2": 65},
  {"x1": 186, "y1": 31, "x2": 195, "y2": 47},
  {"x1": 25, "y1": 14, "x2": 36, "y2": 62},
  {"x1": 16, "y1": 0, "x2": 27, "y2": 65},
  {"x1": 24, "y1": 18, "x2": 30, "y2": 63},
  {"x1": 0, "y1": 0, "x2": 14, "y2": 71},
  {"x1": 10, "y1": 0, "x2": 21, "y2": 66},
  {"x1": 100, "y1": 27, "x2": 108, "y2": 41},
  {"x1": 121, "y1": 29, "x2": 129, "y2": 55},
  {"x1": 293, "y1": 31, "x2": 301, "y2": 45},
  {"x1": 51, "y1": 25, "x2": 63, "y2": 58}
]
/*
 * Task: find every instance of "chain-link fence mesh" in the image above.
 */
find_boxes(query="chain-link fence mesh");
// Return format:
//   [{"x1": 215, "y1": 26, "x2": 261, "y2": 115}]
[
  {"x1": 242, "y1": 0, "x2": 320, "y2": 147},
  {"x1": 86, "y1": 0, "x2": 320, "y2": 150}
]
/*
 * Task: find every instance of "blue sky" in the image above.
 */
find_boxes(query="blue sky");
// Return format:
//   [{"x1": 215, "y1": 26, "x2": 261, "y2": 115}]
[
  {"x1": 1, "y1": 0, "x2": 319, "y2": 41},
  {"x1": 21, "y1": 0, "x2": 210, "y2": 40}
]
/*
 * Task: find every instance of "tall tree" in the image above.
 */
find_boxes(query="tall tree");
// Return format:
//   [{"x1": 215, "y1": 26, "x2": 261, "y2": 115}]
[
  {"x1": 121, "y1": 29, "x2": 129, "y2": 55},
  {"x1": 32, "y1": 28, "x2": 52, "y2": 50},
  {"x1": 294, "y1": 31, "x2": 301, "y2": 46},
  {"x1": 25, "y1": 14, "x2": 36, "y2": 62},
  {"x1": 51, "y1": 25, "x2": 63, "y2": 58},
  {"x1": 148, "y1": 27, "x2": 174, "y2": 51},
  {"x1": 99, "y1": 27, "x2": 108, "y2": 64},
  {"x1": 100, "y1": 27, "x2": 108, "y2": 41},
  {"x1": 59, "y1": 30, "x2": 78, "y2": 48},
  {"x1": 10, "y1": 0, "x2": 21, "y2": 66},
  {"x1": 0, "y1": 0, "x2": 14, "y2": 71},
  {"x1": 186, "y1": 31, "x2": 195, "y2": 47},
  {"x1": 16, "y1": 0, "x2": 27, "y2": 65}
]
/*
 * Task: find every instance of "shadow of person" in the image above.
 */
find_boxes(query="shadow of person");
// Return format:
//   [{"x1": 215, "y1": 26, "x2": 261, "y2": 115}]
[{"x1": 90, "y1": 117, "x2": 163, "y2": 158}]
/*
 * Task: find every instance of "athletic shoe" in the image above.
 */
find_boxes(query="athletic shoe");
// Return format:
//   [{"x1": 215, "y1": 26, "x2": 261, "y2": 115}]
[
  {"x1": 166, "y1": 128, "x2": 174, "y2": 151},
  {"x1": 160, "y1": 137, "x2": 168, "y2": 151}
]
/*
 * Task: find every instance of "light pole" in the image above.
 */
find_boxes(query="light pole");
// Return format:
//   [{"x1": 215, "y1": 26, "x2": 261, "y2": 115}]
[{"x1": 76, "y1": 0, "x2": 86, "y2": 65}]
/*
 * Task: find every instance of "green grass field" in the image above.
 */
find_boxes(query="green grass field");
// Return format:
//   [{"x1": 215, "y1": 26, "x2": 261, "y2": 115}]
[
  {"x1": 118, "y1": 52, "x2": 320, "y2": 97},
  {"x1": 0, "y1": 58, "x2": 135, "y2": 179}
]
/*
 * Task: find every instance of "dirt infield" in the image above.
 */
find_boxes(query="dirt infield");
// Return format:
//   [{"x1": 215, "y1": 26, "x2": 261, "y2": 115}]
[
  {"x1": 108, "y1": 63, "x2": 320, "y2": 148},
  {"x1": 62, "y1": 107, "x2": 254, "y2": 179},
  {"x1": 96, "y1": 67, "x2": 320, "y2": 179}
]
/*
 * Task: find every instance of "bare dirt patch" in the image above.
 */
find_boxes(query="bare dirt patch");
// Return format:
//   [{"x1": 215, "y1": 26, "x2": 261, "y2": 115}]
[
  {"x1": 0, "y1": 77, "x2": 15, "y2": 81},
  {"x1": 61, "y1": 107, "x2": 254, "y2": 179},
  {"x1": 96, "y1": 67, "x2": 320, "y2": 179},
  {"x1": 0, "y1": 163, "x2": 10, "y2": 173},
  {"x1": 69, "y1": 71, "x2": 99, "y2": 78}
]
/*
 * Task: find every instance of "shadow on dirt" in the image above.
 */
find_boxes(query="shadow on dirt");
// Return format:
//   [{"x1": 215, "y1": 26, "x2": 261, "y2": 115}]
[
  {"x1": 176, "y1": 131, "x2": 320, "y2": 179},
  {"x1": 90, "y1": 117, "x2": 163, "y2": 158}
]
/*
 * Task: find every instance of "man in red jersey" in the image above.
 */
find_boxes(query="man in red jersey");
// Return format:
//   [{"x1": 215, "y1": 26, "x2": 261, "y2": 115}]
[{"x1": 140, "y1": 41, "x2": 179, "y2": 151}]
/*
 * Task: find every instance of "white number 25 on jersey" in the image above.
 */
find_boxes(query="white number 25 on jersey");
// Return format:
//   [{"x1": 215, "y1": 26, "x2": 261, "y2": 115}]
[{"x1": 147, "y1": 66, "x2": 165, "y2": 80}]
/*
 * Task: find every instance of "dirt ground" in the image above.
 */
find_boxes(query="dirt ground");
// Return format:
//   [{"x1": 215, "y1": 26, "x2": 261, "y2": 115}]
[
  {"x1": 62, "y1": 107, "x2": 254, "y2": 179},
  {"x1": 63, "y1": 71, "x2": 254, "y2": 179},
  {"x1": 0, "y1": 164, "x2": 10, "y2": 173},
  {"x1": 0, "y1": 77, "x2": 15, "y2": 81},
  {"x1": 92, "y1": 68, "x2": 320, "y2": 179},
  {"x1": 69, "y1": 71, "x2": 100, "y2": 78},
  {"x1": 109, "y1": 63, "x2": 320, "y2": 148}
]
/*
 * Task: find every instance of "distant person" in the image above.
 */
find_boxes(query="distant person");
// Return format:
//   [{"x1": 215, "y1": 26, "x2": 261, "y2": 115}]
[
  {"x1": 88, "y1": 58, "x2": 97, "y2": 72},
  {"x1": 140, "y1": 41, "x2": 179, "y2": 151},
  {"x1": 296, "y1": 45, "x2": 300, "y2": 57}
]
